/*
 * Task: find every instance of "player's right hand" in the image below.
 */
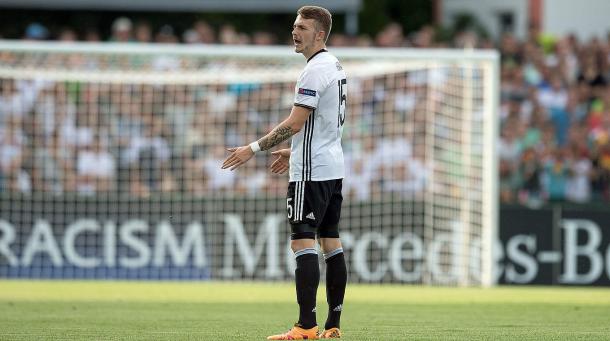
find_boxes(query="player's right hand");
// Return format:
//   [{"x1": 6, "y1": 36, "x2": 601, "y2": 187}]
[
  {"x1": 270, "y1": 149, "x2": 290, "y2": 174},
  {"x1": 221, "y1": 146, "x2": 254, "y2": 171}
]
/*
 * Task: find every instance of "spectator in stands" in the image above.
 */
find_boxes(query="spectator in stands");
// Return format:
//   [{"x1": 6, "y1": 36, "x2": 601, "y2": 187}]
[
  {"x1": 236, "y1": 155, "x2": 268, "y2": 195},
  {"x1": 203, "y1": 144, "x2": 236, "y2": 192},
  {"x1": 33, "y1": 84, "x2": 58, "y2": 140},
  {"x1": 219, "y1": 24, "x2": 250, "y2": 45},
  {"x1": 499, "y1": 119, "x2": 522, "y2": 202},
  {"x1": 538, "y1": 74, "x2": 568, "y2": 110},
  {"x1": 111, "y1": 85, "x2": 143, "y2": 148},
  {"x1": 32, "y1": 129, "x2": 76, "y2": 194},
  {"x1": 0, "y1": 115, "x2": 30, "y2": 193},
  {"x1": 52, "y1": 82, "x2": 79, "y2": 146},
  {"x1": 155, "y1": 25, "x2": 179, "y2": 44},
  {"x1": 163, "y1": 84, "x2": 196, "y2": 152},
  {"x1": 354, "y1": 34, "x2": 373, "y2": 47},
  {"x1": 206, "y1": 84, "x2": 238, "y2": 121},
  {"x1": 547, "y1": 89, "x2": 576, "y2": 147},
  {"x1": 566, "y1": 146, "x2": 592, "y2": 203},
  {"x1": 64, "y1": 104, "x2": 97, "y2": 150},
  {"x1": 252, "y1": 31, "x2": 277, "y2": 45},
  {"x1": 183, "y1": 29, "x2": 201, "y2": 44},
  {"x1": 121, "y1": 116, "x2": 176, "y2": 197},
  {"x1": 411, "y1": 25, "x2": 435, "y2": 48},
  {"x1": 590, "y1": 134, "x2": 610, "y2": 201},
  {"x1": 134, "y1": 21, "x2": 153, "y2": 43},
  {"x1": 110, "y1": 17, "x2": 134, "y2": 42},
  {"x1": 541, "y1": 148, "x2": 570, "y2": 201},
  {"x1": 375, "y1": 22, "x2": 404, "y2": 47},
  {"x1": 518, "y1": 147, "x2": 543, "y2": 204},
  {"x1": 57, "y1": 27, "x2": 78, "y2": 42},
  {"x1": 519, "y1": 106, "x2": 544, "y2": 152},
  {"x1": 500, "y1": 33, "x2": 523, "y2": 67},
  {"x1": 184, "y1": 142, "x2": 208, "y2": 196},
  {"x1": 151, "y1": 28, "x2": 181, "y2": 70},
  {"x1": 75, "y1": 132, "x2": 116, "y2": 195},
  {"x1": 329, "y1": 33, "x2": 350, "y2": 47},
  {"x1": 343, "y1": 154, "x2": 374, "y2": 201},
  {"x1": 0, "y1": 79, "x2": 41, "y2": 120},
  {"x1": 192, "y1": 20, "x2": 216, "y2": 44},
  {"x1": 23, "y1": 23, "x2": 49, "y2": 41},
  {"x1": 553, "y1": 38, "x2": 578, "y2": 84},
  {"x1": 386, "y1": 146, "x2": 428, "y2": 199},
  {"x1": 84, "y1": 28, "x2": 101, "y2": 42}
]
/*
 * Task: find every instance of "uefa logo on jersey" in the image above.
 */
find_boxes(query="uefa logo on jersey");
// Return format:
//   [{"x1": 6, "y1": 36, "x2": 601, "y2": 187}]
[{"x1": 298, "y1": 88, "x2": 316, "y2": 97}]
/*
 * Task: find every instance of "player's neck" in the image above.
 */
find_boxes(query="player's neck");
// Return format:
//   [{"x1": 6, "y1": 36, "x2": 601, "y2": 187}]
[{"x1": 303, "y1": 44, "x2": 327, "y2": 61}]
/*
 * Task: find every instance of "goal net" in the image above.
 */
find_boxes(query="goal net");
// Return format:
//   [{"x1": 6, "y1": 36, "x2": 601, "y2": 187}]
[{"x1": 0, "y1": 42, "x2": 498, "y2": 286}]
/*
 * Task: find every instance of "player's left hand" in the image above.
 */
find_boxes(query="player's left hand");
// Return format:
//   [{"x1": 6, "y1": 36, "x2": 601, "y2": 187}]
[
  {"x1": 270, "y1": 149, "x2": 290, "y2": 174},
  {"x1": 221, "y1": 146, "x2": 254, "y2": 170}
]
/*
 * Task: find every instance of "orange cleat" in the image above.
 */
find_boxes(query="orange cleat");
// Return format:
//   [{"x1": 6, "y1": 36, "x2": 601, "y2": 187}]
[
  {"x1": 267, "y1": 324, "x2": 319, "y2": 340},
  {"x1": 319, "y1": 328, "x2": 341, "y2": 339}
]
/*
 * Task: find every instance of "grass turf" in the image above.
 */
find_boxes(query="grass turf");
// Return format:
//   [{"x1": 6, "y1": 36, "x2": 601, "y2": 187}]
[{"x1": 1, "y1": 281, "x2": 610, "y2": 340}]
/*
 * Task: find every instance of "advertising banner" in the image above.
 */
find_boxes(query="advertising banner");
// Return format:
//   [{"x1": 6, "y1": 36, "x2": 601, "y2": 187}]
[{"x1": 1, "y1": 195, "x2": 609, "y2": 285}]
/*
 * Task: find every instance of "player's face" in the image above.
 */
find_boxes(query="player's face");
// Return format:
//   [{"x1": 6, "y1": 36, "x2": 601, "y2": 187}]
[{"x1": 292, "y1": 15, "x2": 319, "y2": 55}]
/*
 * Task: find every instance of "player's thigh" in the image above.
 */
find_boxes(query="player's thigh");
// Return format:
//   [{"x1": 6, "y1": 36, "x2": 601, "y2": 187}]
[
  {"x1": 287, "y1": 181, "x2": 318, "y2": 240},
  {"x1": 318, "y1": 179, "x2": 343, "y2": 239},
  {"x1": 288, "y1": 180, "x2": 343, "y2": 241},
  {"x1": 287, "y1": 180, "x2": 332, "y2": 224}
]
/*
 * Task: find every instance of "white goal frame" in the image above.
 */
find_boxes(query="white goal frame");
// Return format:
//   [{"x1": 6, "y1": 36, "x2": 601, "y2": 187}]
[{"x1": 0, "y1": 41, "x2": 499, "y2": 286}]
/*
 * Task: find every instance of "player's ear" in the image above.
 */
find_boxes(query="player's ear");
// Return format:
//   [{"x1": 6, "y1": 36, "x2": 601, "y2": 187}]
[{"x1": 316, "y1": 30, "x2": 326, "y2": 42}]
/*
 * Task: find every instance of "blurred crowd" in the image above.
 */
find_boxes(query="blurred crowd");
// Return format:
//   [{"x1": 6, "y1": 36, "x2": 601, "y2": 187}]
[
  {"x1": 11, "y1": 17, "x2": 453, "y2": 48},
  {"x1": 2, "y1": 17, "x2": 610, "y2": 204},
  {"x1": 497, "y1": 26, "x2": 610, "y2": 204},
  {"x1": 0, "y1": 72, "x2": 428, "y2": 201}
]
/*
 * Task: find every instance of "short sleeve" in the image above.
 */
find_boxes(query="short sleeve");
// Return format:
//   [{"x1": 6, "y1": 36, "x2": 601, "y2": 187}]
[{"x1": 294, "y1": 67, "x2": 326, "y2": 109}]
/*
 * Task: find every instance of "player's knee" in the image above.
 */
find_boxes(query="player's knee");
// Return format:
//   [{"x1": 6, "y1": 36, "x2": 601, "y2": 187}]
[
  {"x1": 291, "y1": 238, "x2": 315, "y2": 253},
  {"x1": 319, "y1": 237, "x2": 342, "y2": 254}
]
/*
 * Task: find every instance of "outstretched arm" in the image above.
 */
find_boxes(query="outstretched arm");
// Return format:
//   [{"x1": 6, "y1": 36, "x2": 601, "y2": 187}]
[{"x1": 221, "y1": 105, "x2": 312, "y2": 171}]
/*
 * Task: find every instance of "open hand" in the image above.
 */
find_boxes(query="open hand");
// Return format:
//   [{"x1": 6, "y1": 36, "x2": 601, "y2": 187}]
[
  {"x1": 221, "y1": 146, "x2": 254, "y2": 171},
  {"x1": 270, "y1": 149, "x2": 291, "y2": 174}
]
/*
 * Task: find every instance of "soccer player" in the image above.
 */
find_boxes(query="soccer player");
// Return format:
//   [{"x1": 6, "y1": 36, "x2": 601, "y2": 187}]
[{"x1": 221, "y1": 5, "x2": 347, "y2": 340}]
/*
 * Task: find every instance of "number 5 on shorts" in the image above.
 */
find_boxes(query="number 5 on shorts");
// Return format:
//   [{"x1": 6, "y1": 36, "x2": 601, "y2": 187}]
[{"x1": 287, "y1": 198, "x2": 293, "y2": 219}]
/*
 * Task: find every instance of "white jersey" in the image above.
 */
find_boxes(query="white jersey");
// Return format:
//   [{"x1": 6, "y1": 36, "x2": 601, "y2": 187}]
[{"x1": 290, "y1": 50, "x2": 346, "y2": 182}]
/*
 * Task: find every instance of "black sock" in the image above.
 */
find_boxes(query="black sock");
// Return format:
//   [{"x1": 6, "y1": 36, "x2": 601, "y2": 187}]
[
  {"x1": 295, "y1": 250, "x2": 319, "y2": 329},
  {"x1": 324, "y1": 250, "x2": 347, "y2": 330}
]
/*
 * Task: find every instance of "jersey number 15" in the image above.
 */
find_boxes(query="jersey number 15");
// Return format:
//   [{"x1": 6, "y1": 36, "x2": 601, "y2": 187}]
[{"x1": 337, "y1": 78, "x2": 346, "y2": 127}]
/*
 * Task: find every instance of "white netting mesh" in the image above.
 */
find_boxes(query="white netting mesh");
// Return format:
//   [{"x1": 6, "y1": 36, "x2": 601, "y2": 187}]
[{"x1": 0, "y1": 42, "x2": 497, "y2": 285}]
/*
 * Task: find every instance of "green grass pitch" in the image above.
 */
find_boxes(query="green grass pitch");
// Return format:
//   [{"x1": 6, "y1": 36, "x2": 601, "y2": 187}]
[{"x1": 1, "y1": 280, "x2": 610, "y2": 340}]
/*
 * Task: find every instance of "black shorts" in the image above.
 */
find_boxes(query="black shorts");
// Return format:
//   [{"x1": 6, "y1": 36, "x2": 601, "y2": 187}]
[{"x1": 286, "y1": 179, "x2": 343, "y2": 239}]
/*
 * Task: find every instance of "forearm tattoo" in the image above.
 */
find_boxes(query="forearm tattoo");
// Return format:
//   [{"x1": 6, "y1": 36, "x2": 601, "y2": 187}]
[{"x1": 259, "y1": 126, "x2": 296, "y2": 151}]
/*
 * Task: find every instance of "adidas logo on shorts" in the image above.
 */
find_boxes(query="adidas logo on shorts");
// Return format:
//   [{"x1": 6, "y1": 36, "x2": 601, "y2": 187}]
[{"x1": 306, "y1": 212, "x2": 315, "y2": 220}]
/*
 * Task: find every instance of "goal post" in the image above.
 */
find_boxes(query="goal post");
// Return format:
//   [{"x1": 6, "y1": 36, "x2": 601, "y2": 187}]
[{"x1": 0, "y1": 41, "x2": 499, "y2": 286}]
